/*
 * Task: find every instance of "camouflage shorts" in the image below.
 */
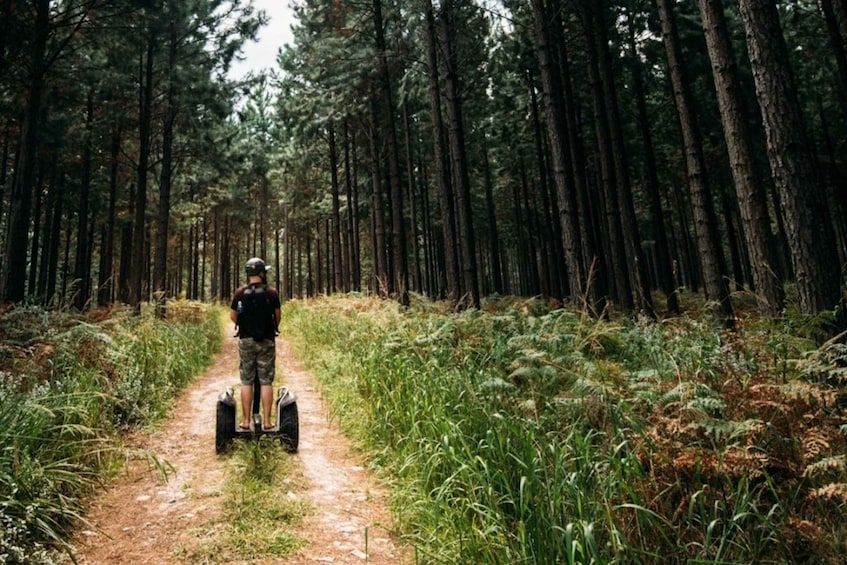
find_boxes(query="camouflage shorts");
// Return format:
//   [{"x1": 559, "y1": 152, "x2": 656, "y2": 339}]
[{"x1": 238, "y1": 338, "x2": 276, "y2": 386}]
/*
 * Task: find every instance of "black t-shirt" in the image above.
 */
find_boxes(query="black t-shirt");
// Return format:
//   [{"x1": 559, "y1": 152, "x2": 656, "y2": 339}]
[{"x1": 230, "y1": 284, "x2": 281, "y2": 340}]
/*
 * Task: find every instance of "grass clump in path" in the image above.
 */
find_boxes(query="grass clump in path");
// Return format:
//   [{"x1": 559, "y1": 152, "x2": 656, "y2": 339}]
[{"x1": 186, "y1": 440, "x2": 307, "y2": 562}]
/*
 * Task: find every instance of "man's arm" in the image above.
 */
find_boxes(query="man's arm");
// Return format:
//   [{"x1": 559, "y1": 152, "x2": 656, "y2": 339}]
[{"x1": 230, "y1": 309, "x2": 238, "y2": 325}]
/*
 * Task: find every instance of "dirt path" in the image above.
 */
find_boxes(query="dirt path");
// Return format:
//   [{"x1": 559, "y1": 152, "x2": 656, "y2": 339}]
[{"x1": 71, "y1": 331, "x2": 405, "y2": 564}]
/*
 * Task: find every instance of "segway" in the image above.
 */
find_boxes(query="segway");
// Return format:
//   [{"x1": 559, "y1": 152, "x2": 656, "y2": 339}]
[{"x1": 215, "y1": 368, "x2": 299, "y2": 454}]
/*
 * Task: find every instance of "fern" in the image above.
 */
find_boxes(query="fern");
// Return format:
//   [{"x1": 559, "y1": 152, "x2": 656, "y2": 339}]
[
  {"x1": 686, "y1": 417, "x2": 764, "y2": 444},
  {"x1": 684, "y1": 396, "x2": 726, "y2": 417},
  {"x1": 809, "y1": 483, "x2": 847, "y2": 502},
  {"x1": 797, "y1": 339, "x2": 847, "y2": 385},
  {"x1": 803, "y1": 456, "x2": 847, "y2": 480}
]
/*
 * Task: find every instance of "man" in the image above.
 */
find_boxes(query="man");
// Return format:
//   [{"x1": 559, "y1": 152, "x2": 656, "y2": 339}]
[{"x1": 230, "y1": 257, "x2": 281, "y2": 430}]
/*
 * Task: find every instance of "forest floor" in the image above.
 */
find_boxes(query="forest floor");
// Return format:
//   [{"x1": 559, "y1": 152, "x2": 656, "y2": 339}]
[{"x1": 69, "y1": 330, "x2": 408, "y2": 564}]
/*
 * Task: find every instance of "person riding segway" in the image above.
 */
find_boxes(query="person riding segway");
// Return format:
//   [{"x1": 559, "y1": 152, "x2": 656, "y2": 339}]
[
  {"x1": 230, "y1": 257, "x2": 281, "y2": 431},
  {"x1": 215, "y1": 258, "x2": 298, "y2": 453}
]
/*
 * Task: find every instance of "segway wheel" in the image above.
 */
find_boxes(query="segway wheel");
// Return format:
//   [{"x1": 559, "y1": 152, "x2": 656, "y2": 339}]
[
  {"x1": 215, "y1": 400, "x2": 236, "y2": 454},
  {"x1": 278, "y1": 400, "x2": 299, "y2": 453}
]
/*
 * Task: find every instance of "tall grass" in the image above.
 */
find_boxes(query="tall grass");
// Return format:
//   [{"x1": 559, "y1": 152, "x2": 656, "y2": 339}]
[
  {"x1": 0, "y1": 301, "x2": 221, "y2": 562},
  {"x1": 280, "y1": 295, "x2": 847, "y2": 564}
]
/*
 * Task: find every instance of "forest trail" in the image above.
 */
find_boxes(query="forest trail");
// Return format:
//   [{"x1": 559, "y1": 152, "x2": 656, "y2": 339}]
[{"x1": 71, "y1": 328, "x2": 406, "y2": 564}]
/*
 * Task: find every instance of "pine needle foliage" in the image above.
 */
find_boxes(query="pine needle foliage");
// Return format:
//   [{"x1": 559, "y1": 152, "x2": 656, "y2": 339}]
[
  {"x1": 281, "y1": 295, "x2": 847, "y2": 564},
  {"x1": 0, "y1": 301, "x2": 220, "y2": 562}
]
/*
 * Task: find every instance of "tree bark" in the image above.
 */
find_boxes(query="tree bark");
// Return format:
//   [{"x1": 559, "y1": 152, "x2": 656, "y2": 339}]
[
  {"x1": 74, "y1": 90, "x2": 95, "y2": 310},
  {"x1": 577, "y1": 0, "x2": 632, "y2": 310},
  {"x1": 2, "y1": 0, "x2": 48, "y2": 302},
  {"x1": 344, "y1": 122, "x2": 361, "y2": 292},
  {"x1": 590, "y1": 0, "x2": 655, "y2": 316},
  {"x1": 368, "y1": 97, "x2": 389, "y2": 296},
  {"x1": 482, "y1": 146, "x2": 504, "y2": 295},
  {"x1": 698, "y1": 0, "x2": 783, "y2": 315},
  {"x1": 98, "y1": 123, "x2": 122, "y2": 306},
  {"x1": 530, "y1": 0, "x2": 587, "y2": 306},
  {"x1": 328, "y1": 124, "x2": 344, "y2": 293},
  {"x1": 738, "y1": 0, "x2": 841, "y2": 314},
  {"x1": 373, "y1": 0, "x2": 409, "y2": 306},
  {"x1": 403, "y1": 102, "x2": 423, "y2": 294},
  {"x1": 438, "y1": 2, "x2": 479, "y2": 310},
  {"x1": 656, "y1": 0, "x2": 734, "y2": 324},
  {"x1": 423, "y1": 0, "x2": 459, "y2": 303},
  {"x1": 153, "y1": 21, "x2": 179, "y2": 316},
  {"x1": 625, "y1": 4, "x2": 679, "y2": 314},
  {"x1": 131, "y1": 36, "x2": 155, "y2": 308}
]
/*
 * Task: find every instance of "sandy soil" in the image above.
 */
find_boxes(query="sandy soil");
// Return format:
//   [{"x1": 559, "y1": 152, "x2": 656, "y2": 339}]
[{"x1": 70, "y1": 332, "x2": 406, "y2": 564}]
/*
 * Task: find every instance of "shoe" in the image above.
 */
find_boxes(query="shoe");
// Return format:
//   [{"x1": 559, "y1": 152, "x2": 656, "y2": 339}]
[
  {"x1": 262, "y1": 424, "x2": 275, "y2": 431},
  {"x1": 238, "y1": 423, "x2": 250, "y2": 431}
]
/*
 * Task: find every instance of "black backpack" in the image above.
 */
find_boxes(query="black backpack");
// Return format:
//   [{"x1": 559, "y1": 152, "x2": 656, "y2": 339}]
[{"x1": 238, "y1": 284, "x2": 274, "y2": 341}]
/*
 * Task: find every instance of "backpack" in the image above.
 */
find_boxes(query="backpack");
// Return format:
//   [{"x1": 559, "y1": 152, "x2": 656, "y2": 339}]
[{"x1": 237, "y1": 284, "x2": 274, "y2": 341}]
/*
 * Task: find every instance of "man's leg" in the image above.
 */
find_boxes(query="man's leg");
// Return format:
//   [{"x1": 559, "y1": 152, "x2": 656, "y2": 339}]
[
  {"x1": 256, "y1": 340, "x2": 276, "y2": 428},
  {"x1": 241, "y1": 385, "x2": 253, "y2": 428},
  {"x1": 238, "y1": 339, "x2": 258, "y2": 428},
  {"x1": 261, "y1": 384, "x2": 273, "y2": 425}
]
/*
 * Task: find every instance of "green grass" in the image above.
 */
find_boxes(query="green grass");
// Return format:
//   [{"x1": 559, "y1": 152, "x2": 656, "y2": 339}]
[
  {"x1": 279, "y1": 294, "x2": 847, "y2": 564},
  {"x1": 184, "y1": 440, "x2": 307, "y2": 562},
  {"x1": 0, "y1": 301, "x2": 220, "y2": 563}
]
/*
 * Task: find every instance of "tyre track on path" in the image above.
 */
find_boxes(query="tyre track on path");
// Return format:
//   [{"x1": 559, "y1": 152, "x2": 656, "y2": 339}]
[{"x1": 71, "y1": 327, "x2": 406, "y2": 564}]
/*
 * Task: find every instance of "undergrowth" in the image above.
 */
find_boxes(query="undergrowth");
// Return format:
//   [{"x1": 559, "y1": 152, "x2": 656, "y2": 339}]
[
  {"x1": 184, "y1": 440, "x2": 307, "y2": 562},
  {"x1": 280, "y1": 293, "x2": 847, "y2": 564},
  {"x1": 0, "y1": 301, "x2": 220, "y2": 563}
]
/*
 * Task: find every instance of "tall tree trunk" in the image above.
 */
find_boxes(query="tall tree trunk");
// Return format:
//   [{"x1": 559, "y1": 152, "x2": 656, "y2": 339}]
[
  {"x1": 131, "y1": 37, "x2": 155, "y2": 308},
  {"x1": 368, "y1": 98, "x2": 389, "y2": 296},
  {"x1": 625, "y1": 4, "x2": 679, "y2": 314},
  {"x1": 438, "y1": 3, "x2": 479, "y2": 309},
  {"x1": 119, "y1": 184, "x2": 134, "y2": 304},
  {"x1": 528, "y1": 75, "x2": 558, "y2": 299},
  {"x1": 698, "y1": 0, "x2": 783, "y2": 315},
  {"x1": 554, "y1": 6, "x2": 605, "y2": 308},
  {"x1": 578, "y1": 0, "x2": 633, "y2": 311},
  {"x1": 520, "y1": 169, "x2": 541, "y2": 295},
  {"x1": 99, "y1": 123, "x2": 122, "y2": 306},
  {"x1": 328, "y1": 124, "x2": 344, "y2": 292},
  {"x1": 656, "y1": 0, "x2": 734, "y2": 325},
  {"x1": 154, "y1": 22, "x2": 178, "y2": 316},
  {"x1": 37, "y1": 164, "x2": 57, "y2": 297},
  {"x1": 2, "y1": 0, "x2": 48, "y2": 302},
  {"x1": 821, "y1": 0, "x2": 847, "y2": 121},
  {"x1": 423, "y1": 0, "x2": 459, "y2": 303},
  {"x1": 373, "y1": 0, "x2": 409, "y2": 306},
  {"x1": 27, "y1": 165, "x2": 44, "y2": 296},
  {"x1": 44, "y1": 172, "x2": 65, "y2": 304},
  {"x1": 720, "y1": 186, "x2": 746, "y2": 291},
  {"x1": 0, "y1": 133, "x2": 9, "y2": 263},
  {"x1": 530, "y1": 0, "x2": 587, "y2": 306},
  {"x1": 74, "y1": 90, "x2": 95, "y2": 310},
  {"x1": 738, "y1": 0, "x2": 841, "y2": 314},
  {"x1": 403, "y1": 102, "x2": 423, "y2": 294},
  {"x1": 591, "y1": 0, "x2": 655, "y2": 315},
  {"x1": 816, "y1": 97, "x2": 847, "y2": 266},
  {"x1": 513, "y1": 163, "x2": 530, "y2": 295},
  {"x1": 482, "y1": 146, "x2": 504, "y2": 295},
  {"x1": 345, "y1": 122, "x2": 361, "y2": 292}
]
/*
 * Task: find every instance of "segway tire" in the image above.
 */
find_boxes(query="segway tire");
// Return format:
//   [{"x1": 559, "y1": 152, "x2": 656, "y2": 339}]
[
  {"x1": 278, "y1": 400, "x2": 299, "y2": 453},
  {"x1": 215, "y1": 400, "x2": 236, "y2": 454}
]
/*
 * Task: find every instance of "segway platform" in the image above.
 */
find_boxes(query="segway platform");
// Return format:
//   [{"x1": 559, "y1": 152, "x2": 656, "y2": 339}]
[{"x1": 215, "y1": 385, "x2": 299, "y2": 453}]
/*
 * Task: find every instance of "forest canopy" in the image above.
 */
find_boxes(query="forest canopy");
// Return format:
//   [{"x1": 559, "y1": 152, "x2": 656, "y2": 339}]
[{"x1": 0, "y1": 0, "x2": 845, "y2": 328}]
